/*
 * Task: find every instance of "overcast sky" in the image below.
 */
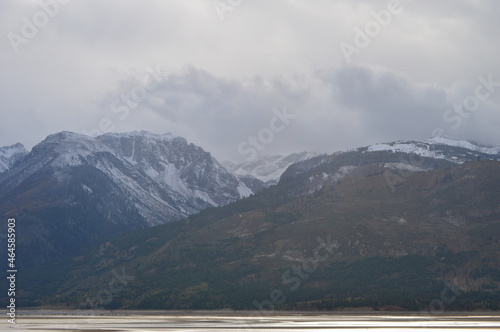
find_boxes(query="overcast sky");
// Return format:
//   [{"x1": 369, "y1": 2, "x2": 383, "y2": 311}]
[{"x1": 1, "y1": 0, "x2": 499, "y2": 161}]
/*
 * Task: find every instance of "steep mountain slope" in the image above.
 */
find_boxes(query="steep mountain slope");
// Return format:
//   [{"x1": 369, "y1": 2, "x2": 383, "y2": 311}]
[
  {"x1": 0, "y1": 143, "x2": 28, "y2": 173},
  {"x1": 0, "y1": 131, "x2": 252, "y2": 264},
  {"x1": 25, "y1": 160, "x2": 500, "y2": 311}
]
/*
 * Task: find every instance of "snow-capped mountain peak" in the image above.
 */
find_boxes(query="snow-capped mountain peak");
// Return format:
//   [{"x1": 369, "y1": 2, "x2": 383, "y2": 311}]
[
  {"x1": 426, "y1": 136, "x2": 500, "y2": 155},
  {"x1": 366, "y1": 137, "x2": 500, "y2": 163},
  {"x1": 1, "y1": 131, "x2": 254, "y2": 227}
]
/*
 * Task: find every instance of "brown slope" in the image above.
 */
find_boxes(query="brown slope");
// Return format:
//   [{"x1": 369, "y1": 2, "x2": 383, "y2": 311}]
[{"x1": 25, "y1": 161, "x2": 500, "y2": 310}]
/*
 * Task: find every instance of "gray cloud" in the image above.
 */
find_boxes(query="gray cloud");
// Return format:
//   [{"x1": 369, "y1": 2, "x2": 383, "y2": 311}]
[
  {"x1": 330, "y1": 64, "x2": 449, "y2": 141},
  {"x1": 1, "y1": 0, "x2": 499, "y2": 161}
]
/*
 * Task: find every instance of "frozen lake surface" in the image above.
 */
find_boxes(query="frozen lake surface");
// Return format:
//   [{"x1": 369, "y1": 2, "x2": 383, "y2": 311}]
[{"x1": 2, "y1": 311, "x2": 500, "y2": 331}]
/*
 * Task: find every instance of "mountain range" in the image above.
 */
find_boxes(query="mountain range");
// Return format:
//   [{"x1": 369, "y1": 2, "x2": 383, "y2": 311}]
[
  {"x1": 0, "y1": 131, "x2": 499, "y2": 311},
  {"x1": 0, "y1": 131, "x2": 258, "y2": 263}
]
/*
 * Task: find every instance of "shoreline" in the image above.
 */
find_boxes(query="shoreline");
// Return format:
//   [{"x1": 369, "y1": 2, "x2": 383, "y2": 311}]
[{"x1": 6, "y1": 308, "x2": 500, "y2": 317}]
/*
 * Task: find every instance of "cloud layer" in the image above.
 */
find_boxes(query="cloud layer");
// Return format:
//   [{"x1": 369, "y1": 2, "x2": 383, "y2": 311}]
[{"x1": 1, "y1": 0, "x2": 499, "y2": 161}]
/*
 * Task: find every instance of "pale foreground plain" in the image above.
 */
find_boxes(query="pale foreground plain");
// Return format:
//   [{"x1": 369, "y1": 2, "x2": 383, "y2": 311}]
[{"x1": 2, "y1": 311, "x2": 500, "y2": 331}]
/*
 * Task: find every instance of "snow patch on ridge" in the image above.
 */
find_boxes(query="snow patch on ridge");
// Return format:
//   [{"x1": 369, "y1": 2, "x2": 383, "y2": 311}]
[
  {"x1": 427, "y1": 136, "x2": 500, "y2": 155},
  {"x1": 367, "y1": 142, "x2": 448, "y2": 160},
  {"x1": 332, "y1": 166, "x2": 358, "y2": 181},
  {"x1": 366, "y1": 137, "x2": 500, "y2": 164},
  {"x1": 384, "y1": 162, "x2": 425, "y2": 172}
]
